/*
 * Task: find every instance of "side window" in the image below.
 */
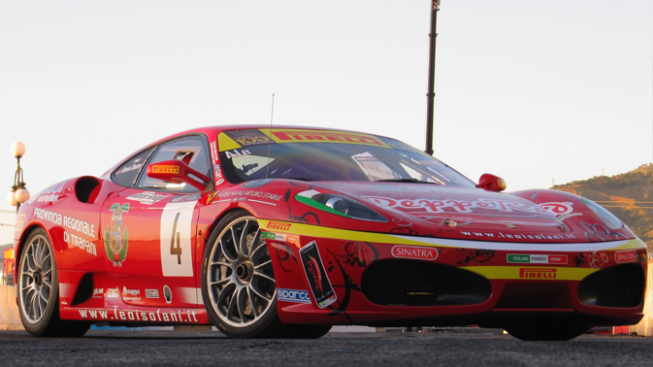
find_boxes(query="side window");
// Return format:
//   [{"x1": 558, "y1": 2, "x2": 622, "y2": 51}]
[
  {"x1": 112, "y1": 148, "x2": 155, "y2": 187},
  {"x1": 136, "y1": 136, "x2": 212, "y2": 192}
]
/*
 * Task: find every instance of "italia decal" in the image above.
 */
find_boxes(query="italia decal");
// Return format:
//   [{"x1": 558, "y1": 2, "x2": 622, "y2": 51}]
[{"x1": 160, "y1": 200, "x2": 198, "y2": 277}]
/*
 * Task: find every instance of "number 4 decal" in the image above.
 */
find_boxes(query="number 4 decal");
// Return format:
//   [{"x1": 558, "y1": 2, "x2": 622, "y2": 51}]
[{"x1": 160, "y1": 200, "x2": 197, "y2": 277}]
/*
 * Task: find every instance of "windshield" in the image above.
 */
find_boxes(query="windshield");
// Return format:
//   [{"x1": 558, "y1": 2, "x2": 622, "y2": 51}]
[{"x1": 217, "y1": 128, "x2": 475, "y2": 187}]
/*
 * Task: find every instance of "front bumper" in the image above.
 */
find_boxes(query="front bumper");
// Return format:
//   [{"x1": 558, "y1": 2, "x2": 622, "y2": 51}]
[{"x1": 259, "y1": 220, "x2": 647, "y2": 328}]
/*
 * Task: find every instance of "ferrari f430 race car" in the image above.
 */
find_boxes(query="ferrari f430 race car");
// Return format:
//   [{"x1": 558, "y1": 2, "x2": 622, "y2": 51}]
[{"x1": 14, "y1": 126, "x2": 646, "y2": 340}]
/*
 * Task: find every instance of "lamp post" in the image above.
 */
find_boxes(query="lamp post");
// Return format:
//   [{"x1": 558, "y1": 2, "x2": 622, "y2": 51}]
[
  {"x1": 425, "y1": 0, "x2": 440, "y2": 156},
  {"x1": 8, "y1": 142, "x2": 30, "y2": 212}
]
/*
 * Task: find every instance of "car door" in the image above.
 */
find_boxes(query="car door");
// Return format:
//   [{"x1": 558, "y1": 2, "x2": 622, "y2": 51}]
[{"x1": 101, "y1": 135, "x2": 213, "y2": 308}]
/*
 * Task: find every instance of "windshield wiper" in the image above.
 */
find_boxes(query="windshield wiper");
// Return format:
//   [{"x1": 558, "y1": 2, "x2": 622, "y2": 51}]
[{"x1": 374, "y1": 178, "x2": 438, "y2": 184}]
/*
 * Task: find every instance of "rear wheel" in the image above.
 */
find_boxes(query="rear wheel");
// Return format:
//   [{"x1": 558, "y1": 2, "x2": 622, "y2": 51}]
[
  {"x1": 505, "y1": 325, "x2": 589, "y2": 341},
  {"x1": 18, "y1": 228, "x2": 90, "y2": 337}
]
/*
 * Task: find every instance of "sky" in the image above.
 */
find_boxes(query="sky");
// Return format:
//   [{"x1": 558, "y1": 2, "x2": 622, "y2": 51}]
[{"x1": 1, "y1": 0, "x2": 652, "y2": 245}]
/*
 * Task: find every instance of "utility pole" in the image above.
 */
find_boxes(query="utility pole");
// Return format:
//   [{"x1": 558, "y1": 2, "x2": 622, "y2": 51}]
[{"x1": 425, "y1": 0, "x2": 440, "y2": 156}]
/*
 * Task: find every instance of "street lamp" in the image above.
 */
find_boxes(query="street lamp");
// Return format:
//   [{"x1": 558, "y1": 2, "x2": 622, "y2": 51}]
[{"x1": 8, "y1": 142, "x2": 30, "y2": 212}]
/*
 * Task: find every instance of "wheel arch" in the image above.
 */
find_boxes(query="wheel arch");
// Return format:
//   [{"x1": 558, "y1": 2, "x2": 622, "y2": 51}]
[{"x1": 14, "y1": 224, "x2": 57, "y2": 280}]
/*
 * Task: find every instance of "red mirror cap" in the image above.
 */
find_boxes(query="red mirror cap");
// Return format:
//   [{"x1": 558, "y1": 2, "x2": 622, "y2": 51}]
[
  {"x1": 477, "y1": 173, "x2": 507, "y2": 192},
  {"x1": 146, "y1": 160, "x2": 209, "y2": 191}
]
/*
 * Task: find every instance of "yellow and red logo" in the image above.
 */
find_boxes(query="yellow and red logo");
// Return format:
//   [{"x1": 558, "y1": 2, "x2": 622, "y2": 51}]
[
  {"x1": 267, "y1": 221, "x2": 292, "y2": 231},
  {"x1": 519, "y1": 268, "x2": 557, "y2": 279},
  {"x1": 270, "y1": 130, "x2": 388, "y2": 147},
  {"x1": 152, "y1": 165, "x2": 179, "y2": 174}
]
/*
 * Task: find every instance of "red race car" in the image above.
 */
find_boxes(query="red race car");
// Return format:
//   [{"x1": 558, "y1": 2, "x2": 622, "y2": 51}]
[{"x1": 14, "y1": 126, "x2": 646, "y2": 340}]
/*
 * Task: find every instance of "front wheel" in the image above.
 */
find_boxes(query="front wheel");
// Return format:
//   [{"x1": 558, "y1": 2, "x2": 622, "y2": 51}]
[
  {"x1": 202, "y1": 211, "x2": 279, "y2": 338},
  {"x1": 18, "y1": 228, "x2": 90, "y2": 337}
]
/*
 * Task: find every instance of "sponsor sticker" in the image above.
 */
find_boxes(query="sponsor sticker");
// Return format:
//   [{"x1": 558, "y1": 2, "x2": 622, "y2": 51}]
[
  {"x1": 270, "y1": 129, "x2": 389, "y2": 148},
  {"x1": 391, "y1": 246, "x2": 438, "y2": 260},
  {"x1": 122, "y1": 287, "x2": 141, "y2": 301},
  {"x1": 106, "y1": 288, "x2": 120, "y2": 298},
  {"x1": 163, "y1": 285, "x2": 173, "y2": 304},
  {"x1": 299, "y1": 241, "x2": 337, "y2": 308},
  {"x1": 151, "y1": 165, "x2": 180, "y2": 174},
  {"x1": 277, "y1": 288, "x2": 312, "y2": 304},
  {"x1": 262, "y1": 232, "x2": 300, "y2": 246},
  {"x1": 507, "y1": 254, "x2": 568, "y2": 264},
  {"x1": 267, "y1": 221, "x2": 291, "y2": 231},
  {"x1": 615, "y1": 250, "x2": 637, "y2": 263},
  {"x1": 519, "y1": 268, "x2": 557, "y2": 279},
  {"x1": 77, "y1": 308, "x2": 200, "y2": 323},
  {"x1": 146, "y1": 289, "x2": 160, "y2": 299},
  {"x1": 126, "y1": 191, "x2": 170, "y2": 205}
]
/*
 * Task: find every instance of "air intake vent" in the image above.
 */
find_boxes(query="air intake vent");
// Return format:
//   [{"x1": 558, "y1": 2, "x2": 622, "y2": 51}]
[{"x1": 361, "y1": 260, "x2": 491, "y2": 306}]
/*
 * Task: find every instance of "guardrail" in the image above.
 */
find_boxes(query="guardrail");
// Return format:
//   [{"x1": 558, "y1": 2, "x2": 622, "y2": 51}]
[{"x1": 0, "y1": 286, "x2": 23, "y2": 330}]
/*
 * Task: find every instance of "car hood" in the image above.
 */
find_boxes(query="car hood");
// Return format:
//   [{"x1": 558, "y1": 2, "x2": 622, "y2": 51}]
[{"x1": 317, "y1": 182, "x2": 581, "y2": 243}]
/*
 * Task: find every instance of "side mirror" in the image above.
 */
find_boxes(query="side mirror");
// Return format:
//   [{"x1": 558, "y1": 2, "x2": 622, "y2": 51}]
[
  {"x1": 146, "y1": 160, "x2": 210, "y2": 191},
  {"x1": 477, "y1": 173, "x2": 506, "y2": 192}
]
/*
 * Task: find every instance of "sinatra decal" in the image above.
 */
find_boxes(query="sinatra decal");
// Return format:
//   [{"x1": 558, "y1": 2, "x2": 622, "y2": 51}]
[
  {"x1": 614, "y1": 250, "x2": 637, "y2": 263},
  {"x1": 277, "y1": 288, "x2": 312, "y2": 304},
  {"x1": 519, "y1": 268, "x2": 557, "y2": 279},
  {"x1": 364, "y1": 196, "x2": 549, "y2": 214},
  {"x1": 391, "y1": 245, "x2": 438, "y2": 260},
  {"x1": 105, "y1": 203, "x2": 130, "y2": 267},
  {"x1": 507, "y1": 254, "x2": 568, "y2": 264}
]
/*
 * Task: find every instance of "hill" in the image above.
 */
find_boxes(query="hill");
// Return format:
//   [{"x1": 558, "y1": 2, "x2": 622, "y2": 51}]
[{"x1": 551, "y1": 163, "x2": 653, "y2": 252}]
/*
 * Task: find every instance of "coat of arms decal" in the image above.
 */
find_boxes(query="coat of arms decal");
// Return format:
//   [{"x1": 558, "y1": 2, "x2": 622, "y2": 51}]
[{"x1": 105, "y1": 203, "x2": 130, "y2": 266}]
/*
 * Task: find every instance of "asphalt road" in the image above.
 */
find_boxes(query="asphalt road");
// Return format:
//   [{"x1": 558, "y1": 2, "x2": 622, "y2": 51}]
[{"x1": 0, "y1": 329, "x2": 651, "y2": 367}]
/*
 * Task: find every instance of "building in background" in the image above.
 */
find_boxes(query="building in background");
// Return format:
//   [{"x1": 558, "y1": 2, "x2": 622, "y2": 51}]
[{"x1": 0, "y1": 244, "x2": 14, "y2": 286}]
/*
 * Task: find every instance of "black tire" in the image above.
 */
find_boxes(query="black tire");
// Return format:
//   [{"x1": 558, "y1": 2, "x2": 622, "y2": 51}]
[
  {"x1": 18, "y1": 228, "x2": 90, "y2": 337},
  {"x1": 201, "y1": 210, "x2": 280, "y2": 338},
  {"x1": 505, "y1": 325, "x2": 589, "y2": 341},
  {"x1": 274, "y1": 324, "x2": 333, "y2": 339}
]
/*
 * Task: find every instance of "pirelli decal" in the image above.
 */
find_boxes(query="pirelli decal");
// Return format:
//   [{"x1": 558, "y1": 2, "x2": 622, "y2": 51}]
[
  {"x1": 463, "y1": 266, "x2": 597, "y2": 281},
  {"x1": 218, "y1": 129, "x2": 392, "y2": 151}
]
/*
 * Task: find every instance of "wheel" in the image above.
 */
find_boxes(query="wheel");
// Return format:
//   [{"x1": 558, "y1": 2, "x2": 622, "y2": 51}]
[
  {"x1": 18, "y1": 228, "x2": 90, "y2": 337},
  {"x1": 505, "y1": 325, "x2": 589, "y2": 341},
  {"x1": 202, "y1": 210, "x2": 279, "y2": 338}
]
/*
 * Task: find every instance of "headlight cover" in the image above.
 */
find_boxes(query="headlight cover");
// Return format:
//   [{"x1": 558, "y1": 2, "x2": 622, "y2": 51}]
[
  {"x1": 581, "y1": 198, "x2": 623, "y2": 230},
  {"x1": 296, "y1": 190, "x2": 387, "y2": 222}
]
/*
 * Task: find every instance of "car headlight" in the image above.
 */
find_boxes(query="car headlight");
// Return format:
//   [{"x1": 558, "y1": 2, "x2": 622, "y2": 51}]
[
  {"x1": 581, "y1": 198, "x2": 623, "y2": 230},
  {"x1": 296, "y1": 190, "x2": 387, "y2": 222}
]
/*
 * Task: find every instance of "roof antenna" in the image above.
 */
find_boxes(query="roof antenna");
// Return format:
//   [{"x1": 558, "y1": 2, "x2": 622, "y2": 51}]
[{"x1": 265, "y1": 93, "x2": 275, "y2": 179}]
